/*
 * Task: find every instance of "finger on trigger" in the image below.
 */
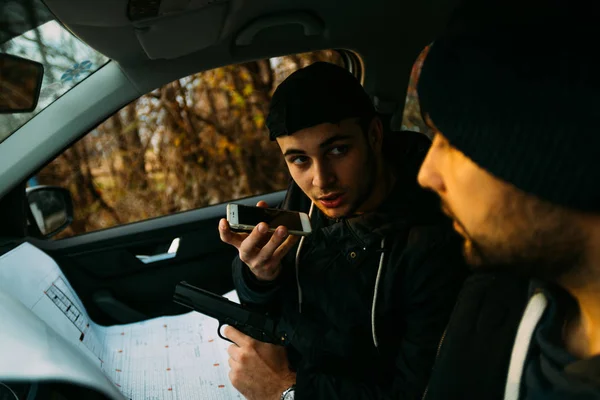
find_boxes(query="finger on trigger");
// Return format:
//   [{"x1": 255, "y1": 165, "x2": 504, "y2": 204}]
[
  {"x1": 223, "y1": 325, "x2": 239, "y2": 344},
  {"x1": 224, "y1": 325, "x2": 252, "y2": 346}
]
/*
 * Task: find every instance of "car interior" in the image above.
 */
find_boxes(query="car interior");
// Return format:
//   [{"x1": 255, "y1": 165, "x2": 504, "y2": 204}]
[
  {"x1": 0, "y1": 0, "x2": 476, "y2": 398},
  {"x1": 0, "y1": 0, "x2": 463, "y2": 324}
]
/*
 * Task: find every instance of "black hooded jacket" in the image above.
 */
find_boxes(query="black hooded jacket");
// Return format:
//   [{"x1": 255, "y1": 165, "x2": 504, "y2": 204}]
[
  {"x1": 232, "y1": 131, "x2": 467, "y2": 399},
  {"x1": 423, "y1": 275, "x2": 600, "y2": 400}
]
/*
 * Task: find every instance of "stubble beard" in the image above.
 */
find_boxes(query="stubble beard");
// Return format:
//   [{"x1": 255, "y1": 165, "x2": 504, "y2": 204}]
[{"x1": 448, "y1": 193, "x2": 587, "y2": 284}]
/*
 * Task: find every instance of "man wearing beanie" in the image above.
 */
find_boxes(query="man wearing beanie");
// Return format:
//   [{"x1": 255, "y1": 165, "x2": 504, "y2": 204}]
[
  {"x1": 417, "y1": 1, "x2": 600, "y2": 399},
  {"x1": 218, "y1": 62, "x2": 467, "y2": 399}
]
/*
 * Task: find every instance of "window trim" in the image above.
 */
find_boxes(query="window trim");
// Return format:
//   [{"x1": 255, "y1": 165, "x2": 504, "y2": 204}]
[{"x1": 338, "y1": 49, "x2": 365, "y2": 85}]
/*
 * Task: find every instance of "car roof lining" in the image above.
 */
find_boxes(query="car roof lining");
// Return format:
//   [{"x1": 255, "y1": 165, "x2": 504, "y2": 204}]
[
  {"x1": 43, "y1": 0, "x2": 460, "y2": 115},
  {"x1": 0, "y1": 0, "x2": 55, "y2": 43}
]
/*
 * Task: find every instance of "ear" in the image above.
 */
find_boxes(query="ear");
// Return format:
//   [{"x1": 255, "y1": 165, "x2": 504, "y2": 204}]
[{"x1": 367, "y1": 116, "x2": 384, "y2": 151}]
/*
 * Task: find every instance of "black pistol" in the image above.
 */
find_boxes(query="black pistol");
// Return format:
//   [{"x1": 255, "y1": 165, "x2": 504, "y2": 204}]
[{"x1": 173, "y1": 281, "x2": 287, "y2": 346}]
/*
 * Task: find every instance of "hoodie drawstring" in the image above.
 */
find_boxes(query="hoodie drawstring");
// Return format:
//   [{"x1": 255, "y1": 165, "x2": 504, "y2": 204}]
[
  {"x1": 371, "y1": 238, "x2": 386, "y2": 348},
  {"x1": 504, "y1": 292, "x2": 548, "y2": 400},
  {"x1": 295, "y1": 202, "x2": 314, "y2": 313},
  {"x1": 294, "y1": 204, "x2": 387, "y2": 349}
]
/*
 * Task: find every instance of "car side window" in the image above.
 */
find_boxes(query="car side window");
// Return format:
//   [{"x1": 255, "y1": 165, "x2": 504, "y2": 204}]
[
  {"x1": 401, "y1": 46, "x2": 432, "y2": 138},
  {"x1": 33, "y1": 50, "x2": 354, "y2": 238}
]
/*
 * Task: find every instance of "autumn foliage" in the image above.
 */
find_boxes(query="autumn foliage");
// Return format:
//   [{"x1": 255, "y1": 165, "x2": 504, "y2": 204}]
[{"x1": 37, "y1": 51, "x2": 347, "y2": 237}]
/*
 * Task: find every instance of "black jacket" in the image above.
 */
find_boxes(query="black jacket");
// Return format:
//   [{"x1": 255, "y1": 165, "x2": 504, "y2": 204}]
[
  {"x1": 425, "y1": 275, "x2": 600, "y2": 400},
  {"x1": 233, "y1": 131, "x2": 467, "y2": 399},
  {"x1": 423, "y1": 273, "x2": 530, "y2": 400}
]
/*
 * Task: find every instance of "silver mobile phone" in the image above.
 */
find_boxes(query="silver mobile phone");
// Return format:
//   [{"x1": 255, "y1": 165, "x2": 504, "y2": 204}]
[{"x1": 226, "y1": 203, "x2": 312, "y2": 236}]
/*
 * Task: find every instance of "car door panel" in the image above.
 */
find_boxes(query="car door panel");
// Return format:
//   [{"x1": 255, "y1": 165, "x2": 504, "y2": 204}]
[{"x1": 30, "y1": 190, "x2": 287, "y2": 325}]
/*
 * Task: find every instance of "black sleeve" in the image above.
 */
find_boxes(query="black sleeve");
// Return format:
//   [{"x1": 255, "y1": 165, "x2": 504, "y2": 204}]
[
  {"x1": 423, "y1": 273, "x2": 529, "y2": 400},
  {"x1": 232, "y1": 179, "x2": 308, "y2": 312},
  {"x1": 294, "y1": 227, "x2": 467, "y2": 399},
  {"x1": 231, "y1": 255, "x2": 283, "y2": 312}
]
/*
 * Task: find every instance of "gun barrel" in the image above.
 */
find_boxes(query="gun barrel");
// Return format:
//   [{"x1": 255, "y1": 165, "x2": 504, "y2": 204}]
[
  {"x1": 173, "y1": 282, "x2": 278, "y2": 341},
  {"x1": 174, "y1": 283, "x2": 248, "y2": 320}
]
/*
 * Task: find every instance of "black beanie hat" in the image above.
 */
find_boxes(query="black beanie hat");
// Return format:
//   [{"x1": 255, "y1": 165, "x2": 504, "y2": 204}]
[
  {"x1": 266, "y1": 62, "x2": 375, "y2": 140},
  {"x1": 418, "y1": 9, "x2": 600, "y2": 213}
]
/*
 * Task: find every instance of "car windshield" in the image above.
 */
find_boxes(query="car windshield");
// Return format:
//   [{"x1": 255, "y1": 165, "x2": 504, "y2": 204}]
[{"x1": 0, "y1": 0, "x2": 109, "y2": 143}]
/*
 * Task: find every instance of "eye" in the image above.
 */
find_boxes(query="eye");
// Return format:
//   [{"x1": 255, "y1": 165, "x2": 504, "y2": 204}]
[
  {"x1": 329, "y1": 145, "x2": 349, "y2": 156},
  {"x1": 290, "y1": 156, "x2": 309, "y2": 165}
]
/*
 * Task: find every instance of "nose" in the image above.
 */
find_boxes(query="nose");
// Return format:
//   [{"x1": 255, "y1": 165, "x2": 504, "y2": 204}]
[
  {"x1": 312, "y1": 160, "x2": 336, "y2": 189},
  {"x1": 417, "y1": 139, "x2": 446, "y2": 195}
]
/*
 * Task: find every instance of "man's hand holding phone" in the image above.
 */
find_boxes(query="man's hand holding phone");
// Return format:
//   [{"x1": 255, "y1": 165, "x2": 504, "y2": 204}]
[{"x1": 219, "y1": 201, "x2": 300, "y2": 281}]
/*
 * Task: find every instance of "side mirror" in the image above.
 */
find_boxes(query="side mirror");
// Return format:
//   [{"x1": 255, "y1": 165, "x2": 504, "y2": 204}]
[
  {"x1": 26, "y1": 186, "x2": 74, "y2": 238},
  {"x1": 0, "y1": 53, "x2": 44, "y2": 113}
]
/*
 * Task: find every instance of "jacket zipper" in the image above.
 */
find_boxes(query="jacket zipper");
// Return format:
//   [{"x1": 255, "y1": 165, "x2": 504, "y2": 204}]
[{"x1": 421, "y1": 325, "x2": 448, "y2": 400}]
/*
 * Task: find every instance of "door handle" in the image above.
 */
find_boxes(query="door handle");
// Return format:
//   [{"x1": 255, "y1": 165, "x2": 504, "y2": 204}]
[{"x1": 136, "y1": 237, "x2": 180, "y2": 264}]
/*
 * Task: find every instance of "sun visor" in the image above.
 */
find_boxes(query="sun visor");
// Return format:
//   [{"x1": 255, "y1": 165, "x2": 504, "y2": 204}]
[
  {"x1": 44, "y1": 0, "x2": 230, "y2": 61},
  {"x1": 133, "y1": 2, "x2": 228, "y2": 60}
]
